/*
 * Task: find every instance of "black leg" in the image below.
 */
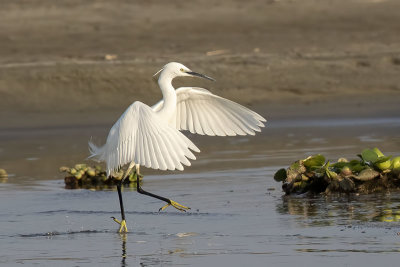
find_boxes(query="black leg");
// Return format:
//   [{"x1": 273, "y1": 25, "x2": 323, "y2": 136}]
[
  {"x1": 136, "y1": 178, "x2": 171, "y2": 204},
  {"x1": 112, "y1": 178, "x2": 128, "y2": 232},
  {"x1": 136, "y1": 179, "x2": 190, "y2": 212},
  {"x1": 117, "y1": 181, "x2": 126, "y2": 221}
]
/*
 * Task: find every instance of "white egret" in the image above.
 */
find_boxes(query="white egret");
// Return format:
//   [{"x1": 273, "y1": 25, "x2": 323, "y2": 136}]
[{"x1": 89, "y1": 62, "x2": 266, "y2": 232}]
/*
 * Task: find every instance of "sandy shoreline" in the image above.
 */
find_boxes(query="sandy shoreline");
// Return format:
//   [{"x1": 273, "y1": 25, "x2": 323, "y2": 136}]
[{"x1": 0, "y1": 0, "x2": 399, "y2": 121}]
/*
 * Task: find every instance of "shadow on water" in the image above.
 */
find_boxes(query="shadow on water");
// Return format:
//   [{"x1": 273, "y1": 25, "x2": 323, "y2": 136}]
[{"x1": 19, "y1": 229, "x2": 110, "y2": 238}]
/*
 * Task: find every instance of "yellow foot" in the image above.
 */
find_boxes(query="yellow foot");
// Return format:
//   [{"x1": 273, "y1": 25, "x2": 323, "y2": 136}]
[
  {"x1": 112, "y1": 217, "x2": 128, "y2": 233},
  {"x1": 159, "y1": 200, "x2": 190, "y2": 212}
]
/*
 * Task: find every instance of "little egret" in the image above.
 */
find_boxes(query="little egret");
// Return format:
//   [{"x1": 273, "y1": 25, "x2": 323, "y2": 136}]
[{"x1": 89, "y1": 62, "x2": 266, "y2": 232}]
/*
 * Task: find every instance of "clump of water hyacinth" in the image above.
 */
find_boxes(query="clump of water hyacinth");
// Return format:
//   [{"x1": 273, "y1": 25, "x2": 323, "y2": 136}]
[
  {"x1": 60, "y1": 164, "x2": 143, "y2": 190},
  {"x1": 274, "y1": 148, "x2": 400, "y2": 195},
  {"x1": 0, "y1": 168, "x2": 7, "y2": 177},
  {"x1": 0, "y1": 168, "x2": 8, "y2": 182}
]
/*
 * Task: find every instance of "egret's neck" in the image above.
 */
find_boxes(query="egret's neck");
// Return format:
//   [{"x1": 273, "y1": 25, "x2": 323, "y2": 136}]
[{"x1": 156, "y1": 72, "x2": 177, "y2": 120}]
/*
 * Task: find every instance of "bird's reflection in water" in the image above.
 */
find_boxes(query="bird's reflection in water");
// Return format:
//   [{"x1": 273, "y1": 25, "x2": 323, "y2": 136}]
[
  {"x1": 119, "y1": 233, "x2": 127, "y2": 267},
  {"x1": 276, "y1": 193, "x2": 400, "y2": 226}
]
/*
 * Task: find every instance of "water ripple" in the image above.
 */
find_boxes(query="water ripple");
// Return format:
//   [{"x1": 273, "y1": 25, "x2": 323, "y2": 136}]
[
  {"x1": 35, "y1": 209, "x2": 236, "y2": 217},
  {"x1": 18, "y1": 229, "x2": 110, "y2": 238}
]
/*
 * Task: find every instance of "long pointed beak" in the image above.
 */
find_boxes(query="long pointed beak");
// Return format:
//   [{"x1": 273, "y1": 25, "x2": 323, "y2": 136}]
[{"x1": 187, "y1": 71, "x2": 215, "y2": 82}]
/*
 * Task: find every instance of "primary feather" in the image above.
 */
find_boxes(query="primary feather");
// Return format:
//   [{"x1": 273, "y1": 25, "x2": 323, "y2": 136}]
[{"x1": 152, "y1": 87, "x2": 266, "y2": 136}]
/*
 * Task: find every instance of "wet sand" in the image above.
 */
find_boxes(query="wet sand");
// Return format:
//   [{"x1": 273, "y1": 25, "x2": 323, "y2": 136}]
[{"x1": 1, "y1": 0, "x2": 400, "y2": 116}]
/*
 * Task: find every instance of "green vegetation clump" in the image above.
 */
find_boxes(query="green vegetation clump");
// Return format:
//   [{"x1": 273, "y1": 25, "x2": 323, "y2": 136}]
[
  {"x1": 60, "y1": 164, "x2": 142, "y2": 190},
  {"x1": 274, "y1": 148, "x2": 400, "y2": 195},
  {"x1": 0, "y1": 168, "x2": 8, "y2": 182}
]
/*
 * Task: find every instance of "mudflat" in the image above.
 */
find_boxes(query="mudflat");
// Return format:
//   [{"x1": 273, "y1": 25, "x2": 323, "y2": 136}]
[{"x1": 0, "y1": 0, "x2": 399, "y2": 128}]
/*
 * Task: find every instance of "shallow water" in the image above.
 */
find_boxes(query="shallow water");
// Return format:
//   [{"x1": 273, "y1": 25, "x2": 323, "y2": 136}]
[{"x1": 1, "y1": 116, "x2": 400, "y2": 266}]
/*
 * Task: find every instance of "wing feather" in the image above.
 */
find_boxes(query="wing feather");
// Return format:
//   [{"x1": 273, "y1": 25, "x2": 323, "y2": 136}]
[
  {"x1": 210, "y1": 104, "x2": 237, "y2": 136},
  {"x1": 142, "y1": 128, "x2": 152, "y2": 168},
  {"x1": 89, "y1": 101, "x2": 199, "y2": 175},
  {"x1": 185, "y1": 101, "x2": 195, "y2": 133},
  {"x1": 191, "y1": 101, "x2": 204, "y2": 135},
  {"x1": 155, "y1": 129, "x2": 174, "y2": 170},
  {"x1": 146, "y1": 129, "x2": 159, "y2": 169},
  {"x1": 216, "y1": 105, "x2": 248, "y2": 135},
  {"x1": 198, "y1": 103, "x2": 215, "y2": 136},
  {"x1": 161, "y1": 130, "x2": 183, "y2": 171},
  {"x1": 152, "y1": 132, "x2": 167, "y2": 170},
  {"x1": 138, "y1": 124, "x2": 146, "y2": 166},
  {"x1": 162, "y1": 87, "x2": 266, "y2": 136},
  {"x1": 221, "y1": 106, "x2": 254, "y2": 135},
  {"x1": 225, "y1": 101, "x2": 262, "y2": 131},
  {"x1": 206, "y1": 105, "x2": 225, "y2": 136},
  {"x1": 197, "y1": 101, "x2": 214, "y2": 135},
  {"x1": 176, "y1": 99, "x2": 182, "y2": 129}
]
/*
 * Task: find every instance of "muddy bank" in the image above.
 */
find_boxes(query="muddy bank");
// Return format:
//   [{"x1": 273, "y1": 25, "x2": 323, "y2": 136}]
[{"x1": 0, "y1": 0, "x2": 399, "y2": 117}]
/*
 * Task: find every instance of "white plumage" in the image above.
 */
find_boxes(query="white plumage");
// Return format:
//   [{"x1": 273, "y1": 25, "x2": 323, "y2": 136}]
[
  {"x1": 153, "y1": 87, "x2": 266, "y2": 136},
  {"x1": 89, "y1": 62, "x2": 266, "y2": 176}
]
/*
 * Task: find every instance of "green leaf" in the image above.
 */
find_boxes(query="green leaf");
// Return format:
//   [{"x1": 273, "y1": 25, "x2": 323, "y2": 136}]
[
  {"x1": 375, "y1": 156, "x2": 392, "y2": 164},
  {"x1": 372, "y1": 147, "x2": 384, "y2": 157},
  {"x1": 350, "y1": 164, "x2": 367, "y2": 173},
  {"x1": 349, "y1": 159, "x2": 362, "y2": 165},
  {"x1": 303, "y1": 154, "x2": 326, "y2": 169},
  {"x1": 274, "y1": 168, "x2": 287, "y2": 182},
  {"x1": 323, "y1": 161, "x2": 331, "y2": 170},
  {"x1": 331, "y1": 162, "x2": 349, "y2": 169},
  {"x1": 309, "y1": 166, "x2": 323, "y2": 171},
  {"x1": 361, "y1": 149, "x2": 378, "y2": 163},
  {"x1": 326, "y1": 169, "x2": 337, "y2": 179}
]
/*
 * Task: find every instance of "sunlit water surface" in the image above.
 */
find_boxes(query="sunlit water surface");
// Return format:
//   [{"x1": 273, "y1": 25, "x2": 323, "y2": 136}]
[{"x1": 1, "y1": 116, "x2": 400, "y2": 266}]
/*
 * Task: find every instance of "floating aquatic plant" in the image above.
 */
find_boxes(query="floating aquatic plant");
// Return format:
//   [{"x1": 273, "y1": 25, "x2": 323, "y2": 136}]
[
  {"x1": 0, "y1": 168, "x2": 8, "y2": 182},
  {"x1": 274, "y1": 148, "x2": 400, "y2": 195},
  {"x1": 60, "y1": 164, "x2": 142, "y2": 190}
]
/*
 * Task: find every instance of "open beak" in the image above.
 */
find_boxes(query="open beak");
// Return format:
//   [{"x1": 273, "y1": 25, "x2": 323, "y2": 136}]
[{"x1": 187, "y1": 71, "x2": 215, "y2": 82}]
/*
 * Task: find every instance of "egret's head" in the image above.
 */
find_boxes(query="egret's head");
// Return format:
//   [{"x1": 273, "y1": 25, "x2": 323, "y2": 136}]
[{"x1": 153, "y1": 62, "x2": 215, "y2": 81}]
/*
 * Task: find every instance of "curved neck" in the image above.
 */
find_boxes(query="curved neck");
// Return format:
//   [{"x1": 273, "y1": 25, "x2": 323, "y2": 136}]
[{"x1": 156, "y1": 72, "x2": 177, "y2": 120}]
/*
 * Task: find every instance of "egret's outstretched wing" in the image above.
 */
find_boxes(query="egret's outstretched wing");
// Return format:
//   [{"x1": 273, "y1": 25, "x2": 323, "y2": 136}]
[
  {"x1": 89, "y1": 101, "x2": 200, "y2": 175},
  {"x1": 153, "y1": 87, "x2": 266, "y2": 136}
]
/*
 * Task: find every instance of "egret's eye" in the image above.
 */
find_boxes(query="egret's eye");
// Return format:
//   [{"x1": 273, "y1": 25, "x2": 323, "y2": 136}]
[{"x1": 180, "y1": 68, "x2": 185, "y2": 72}]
